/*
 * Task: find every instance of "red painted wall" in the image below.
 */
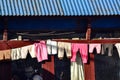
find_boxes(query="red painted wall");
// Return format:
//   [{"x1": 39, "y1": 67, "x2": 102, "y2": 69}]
[{"x1": 42, "y1": 56, "x2": 55, "y2": 80}]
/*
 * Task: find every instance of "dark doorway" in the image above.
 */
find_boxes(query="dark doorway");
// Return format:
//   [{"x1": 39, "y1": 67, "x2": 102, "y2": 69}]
[{"x1": 95, "y1": 46, "x2": 120, "y2": 80}]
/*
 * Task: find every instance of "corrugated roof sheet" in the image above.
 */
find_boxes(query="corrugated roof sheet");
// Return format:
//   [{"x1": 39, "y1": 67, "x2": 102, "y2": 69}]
[{"x1": 0, "y1": 0, "x2": 120, "y2": 16}]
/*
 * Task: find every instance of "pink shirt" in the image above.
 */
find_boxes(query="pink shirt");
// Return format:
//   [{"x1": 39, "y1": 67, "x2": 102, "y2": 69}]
[{"x1": 34, "y1": 41, "x2": 48, "y2": 62}]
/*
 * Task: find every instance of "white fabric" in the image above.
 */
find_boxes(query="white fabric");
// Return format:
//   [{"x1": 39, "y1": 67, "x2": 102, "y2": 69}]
[
  {"x1": 46, "y1": 39, "x2": 57, "y2": 55},
  {"x1": 115, "y1": 43, "x2": 120, "y2": 57},
  {"x1": 71, "y1": 53, "x2": 85, "y2": 80},
  {"x1": 21, "y1": 45, "x2": 36, "y2": 59},
  {"x1": 11, "y1": 48, "x2": 21, "y2": 60}
]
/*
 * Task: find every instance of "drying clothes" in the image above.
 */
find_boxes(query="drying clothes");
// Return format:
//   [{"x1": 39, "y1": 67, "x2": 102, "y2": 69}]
[
  {"x1": 58, "y1": 42, "x2": 71, "y2": 59},
  {"x1": 71, "y1": 43, "x2": 88, "y2": 63},
  {"x1": 71, "y1": 52, "x2": 85, "y2": 80},
  {"x1": 46, "y1": 39, "x2": 57, "y2": 55},
  {"x1": 101, "y1": 44, "x2": 113, "y2": 56},
  {"x1": 34, "y1": 41, "x2": 48, "y2": 62},
  {"x1": 0, "y1": 49, "x2": 11, "y2": 60},
  {"x1": 115, "y1": 43, "x2": 120, "y2": 57},
  {"x1": 21, "y1": 45, "x2": 36, "y2": 59},
  {"x1": 11, "y1": 48, "x2": 21, "y2": 60},
  {"x1": 89, "y1": 44, "x2": 101, "y2": 54}
]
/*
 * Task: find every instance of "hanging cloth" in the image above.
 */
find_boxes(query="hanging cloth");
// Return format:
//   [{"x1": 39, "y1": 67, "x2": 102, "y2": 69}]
[
  {"x1": 46, "y1": 39, "x2": 57, "y2": 55},
  {"x1": 0, "y1": 49, "x2": 11, "y2": 60},
  {"x1": 71, "y1": 43, "x2": 88, "y2": 63},
  {"x1": 21, "y1": 44, "x2": 36, "y2": 59},
  {"x1": 34, "y1": 41, "x2": 48, "y2": 62},
  {"x1": 11, "y1": 48, "x2": 21, "y2": 60},
  {"x1": 71, "y1": 51, "x2": 85, "y2": 80},
  {"x1": 115, "y1": 43, "x2": 120, "y2": 57},
  {"x1": 89, "y1": 44, "x2": 101, "y2": 54},
  {"x1": 101, "y1": 44, "x2": 113, "y2": 56},
  {"x1": 58, "y1": 42, "x2": 71, "y2": 59}
]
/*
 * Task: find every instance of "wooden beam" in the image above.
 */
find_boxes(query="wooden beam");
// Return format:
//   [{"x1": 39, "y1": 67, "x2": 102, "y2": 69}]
[
  {"x1": 84, "y1": 53, "x2": 95, "y2": 80},
  {"x1": 0, "y1": 39, "x2": 119, "y2": 50},
  {"x1": 3, "y1": 18, "x2": 8, "y2": 41},
  {"x1": 86, "y1": 18, "x2": 91, "y2": 40},
  {"x1": 3, "y1": 29, "x2": 8, "y2": 41},
  {"x1": 86, "y1": 24, "x2": 91, "y2": 40},
  {"x1": 0, "y1": 40, "x2": 38, "y2": 50}
]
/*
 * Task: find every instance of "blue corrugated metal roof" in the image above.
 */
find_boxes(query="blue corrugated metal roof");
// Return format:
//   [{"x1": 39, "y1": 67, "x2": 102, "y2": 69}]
[{"x1": 0, "y1": 0, "x2": 120, "y2": 16}]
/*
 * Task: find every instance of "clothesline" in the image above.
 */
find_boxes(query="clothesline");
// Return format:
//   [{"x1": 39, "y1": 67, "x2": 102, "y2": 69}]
[
  {"x1": 0, "y1": 39, "x2": 120, "y2": 64},
  {"x1": 0, "y1": 38, "x2": 120, "y2": 50}
]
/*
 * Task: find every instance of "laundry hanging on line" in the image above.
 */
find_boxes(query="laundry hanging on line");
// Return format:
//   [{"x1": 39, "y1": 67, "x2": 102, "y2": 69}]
[{"x1": 0, "y1": 39, "x2": 119, "y2": 63}]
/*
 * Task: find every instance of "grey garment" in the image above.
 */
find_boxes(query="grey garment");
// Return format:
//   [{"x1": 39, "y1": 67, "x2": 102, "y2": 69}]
[
  {"x1": 101, "y1": 44, "x2": 113, "y2": 56},
  {"x1": 71, "y1": 52, "x2": 85, "y2": 80}
]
